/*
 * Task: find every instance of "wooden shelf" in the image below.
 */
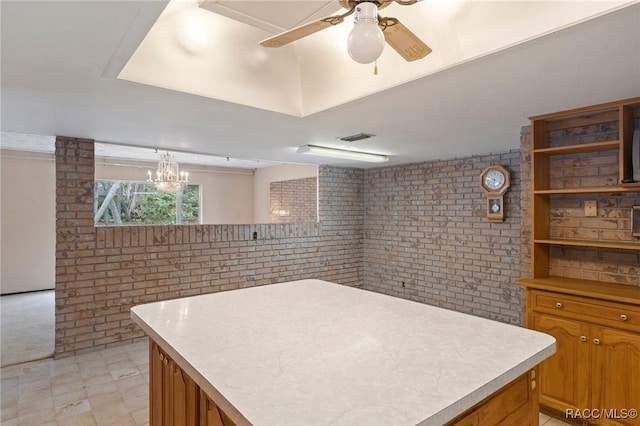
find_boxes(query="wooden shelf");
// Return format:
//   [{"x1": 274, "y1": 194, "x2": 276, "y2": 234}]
[
  {"x1": 534, "y1": 238, "x2": 640, "y2": 250},
  {"x1": 533, "y1": 140, "x2": 620, "y2": 155},
  {"x1": 533, "y1": 187, "x2": 640, "y2": 194},
  {"x1": 621, "y1": 182, "x2": 640, "y2": 188},
  {"x1": 517, "y1": 276, "x2": 640, "y2": 306},
  {"x1": 529, "y1": 97, "x2": 640, "y2": 121}
]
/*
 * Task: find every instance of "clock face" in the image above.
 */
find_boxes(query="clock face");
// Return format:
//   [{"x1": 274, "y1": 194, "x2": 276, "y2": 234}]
[{"x1": 483, "y1": 170, "x2": 506, "y2": 191}]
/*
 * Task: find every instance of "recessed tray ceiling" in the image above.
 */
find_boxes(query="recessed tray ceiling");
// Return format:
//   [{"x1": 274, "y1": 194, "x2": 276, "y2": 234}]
[{"x1": 117, "y1": 0, "x2": 634, "y2": 117}]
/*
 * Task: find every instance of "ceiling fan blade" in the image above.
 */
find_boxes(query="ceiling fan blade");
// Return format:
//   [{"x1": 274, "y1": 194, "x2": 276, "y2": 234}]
[
  {"x1": 260, "y1": 7, "x2": 355, "y2": 48},
  {"x1": 380, "y1": 17, "x2": 432, "y2": 62}
]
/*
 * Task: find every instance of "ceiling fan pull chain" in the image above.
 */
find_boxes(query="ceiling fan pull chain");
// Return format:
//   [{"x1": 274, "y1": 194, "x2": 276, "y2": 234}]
[{"x1": 374, "y1": 60, "x2": 379, "y2": 75}]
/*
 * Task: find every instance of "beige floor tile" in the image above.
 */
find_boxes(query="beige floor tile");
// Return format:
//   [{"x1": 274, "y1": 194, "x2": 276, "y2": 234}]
[
  {"x1": 18, "y1": 387, "x2": 52, "y2": 405},
  {"x1": 123, "y1": 394, "x2": 149, "y2": 413},
  {"x1": 115, "y1": 374, "x2": 147, "y2": 392},
  {"x1": 109, "y1": 367, "x2": 140, "y2": 381},
  {"x1": 79, "y1": 365, "x2": 110, "y2": 380},
  {"x1": 53, "y1": 389, "x2": 89, "y2": 408},
  {"x1": 101, "y1": 350, "x2": 131, "y2": 366},
  {"x1": 1, "y1": 376, "x2": 19, "y2": 397},
  {"x1": 52, "y1": 378, "x2": 86, "y2": 396},
  {"x1": 0, "y1": 364, "x2": 24, "y2": 379},
  {"x1": 51, "y1": 370, "x2": 83, "y2": 387},
  {"x1": 55, "y1": 410, "x2": 97, "y2": 426},
  {"x1": 82, "y1": 372, "x2": 114, "y2": 388},
  {"x1": 55, "y1": 398, "x2": 91, "y2": 418},
  {"x1": 84, "y1": 380, "x2": 119, "y2": 398},
  {"x1": 91, "y1": 401, "x2": 131, "y2": 424},
  {"x1": 1, "y1": 402, "x2": 18, "y2": 421},
  {"x1": 14, "y1": 407, "x2": 56, "y2": 426},
  {"x1": 18, "y1": 395, "x2": 53, "y2": 416},
  {"x1": 18, "y1": 375, "x2": 51, "y2": 392},
  {"x1": 98, "y1": 413, "x2": 137, "y2": 426},
  {"x1": 130, "y1": 407, "x2": 149, "y2": 425},
  {"x1": 540, "y1": 412, "x2": 552, "y2": 424},
  {"x1": 87, "y1": 390, "x2": 125, "y2": 411}
]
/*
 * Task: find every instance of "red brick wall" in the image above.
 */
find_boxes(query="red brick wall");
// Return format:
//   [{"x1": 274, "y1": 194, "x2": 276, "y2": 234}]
[
  {"x1": 362, "y1": 150, "x2": 525, "y2": 325},
  {"x1": 55, "y1": 118, "x2": 639, "y2": 355},
  {"x1": 269, "y1": 176, "x2": 317, "y2": 222},
  {"x1": 55, "y1": 137, "x2": 363, "y2": 356}
]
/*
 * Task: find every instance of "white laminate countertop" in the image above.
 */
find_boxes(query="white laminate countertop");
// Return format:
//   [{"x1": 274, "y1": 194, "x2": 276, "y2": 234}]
[{"x1": 130, "y1": 279, "x2": 555, "y2": 426}]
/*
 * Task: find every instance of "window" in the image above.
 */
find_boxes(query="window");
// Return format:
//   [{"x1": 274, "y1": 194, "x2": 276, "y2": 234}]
[{"x1": 94, "y1": 180, "x2": 200, "y2": 226}]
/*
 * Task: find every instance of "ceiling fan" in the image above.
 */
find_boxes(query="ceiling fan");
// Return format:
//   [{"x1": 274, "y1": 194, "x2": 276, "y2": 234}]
[{"x1": 258, "y1": 0, "x2": 432, "y2": 64}]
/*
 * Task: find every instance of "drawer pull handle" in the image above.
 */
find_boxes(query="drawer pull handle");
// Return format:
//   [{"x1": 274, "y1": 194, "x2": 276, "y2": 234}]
[
  {"x1": 159, "y1": 353, "x2": 164, "y2": 361},
  {"x1": 163, "y1": 358, "x2": 168, "y2": 365},
  {"x1": 620, "y1": 314, "x2": 628, "y2": 321},
  {"x1": 580, "y1": 336, "x2": 587, "y2": 342},
  {"x1": 531, "y1": 379, "x2": 536, "y2": 391},
  {"x1": 555, "y1": 302, "x2": 563, "y2": 309},
  {"x1": 593, "y1": 339, "x2": 600, "y2": 345}
]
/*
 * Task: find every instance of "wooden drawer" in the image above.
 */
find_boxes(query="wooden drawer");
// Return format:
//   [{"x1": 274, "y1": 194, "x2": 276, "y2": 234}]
[{"x1": 531, "y1": 290, "x2": 640, "y2": 332}]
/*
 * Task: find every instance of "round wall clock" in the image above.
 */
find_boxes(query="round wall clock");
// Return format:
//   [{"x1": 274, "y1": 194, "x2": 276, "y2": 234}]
[
  {"x1": 480, "y1": 165, "x2": 511, "y2": 222},
  {"x1": 480, "y1": 165, "x2": 510, "y2": 195}
]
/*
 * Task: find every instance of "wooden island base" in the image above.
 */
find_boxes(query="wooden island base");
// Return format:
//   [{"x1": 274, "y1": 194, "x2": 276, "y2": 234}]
[{"x1": 149, "y1": 338, "x2": 540, "y2": 426}]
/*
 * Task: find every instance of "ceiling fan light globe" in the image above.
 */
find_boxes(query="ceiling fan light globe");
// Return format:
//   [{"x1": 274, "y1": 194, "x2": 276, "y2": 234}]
[{"x1": 347, "y1": 22, "x2": 385, "y2": 64}]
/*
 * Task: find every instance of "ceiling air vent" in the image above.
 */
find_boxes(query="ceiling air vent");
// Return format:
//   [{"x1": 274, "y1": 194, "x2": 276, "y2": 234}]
[{"x1": 338, "y1": 133, "x2": 375, "y2": 142}]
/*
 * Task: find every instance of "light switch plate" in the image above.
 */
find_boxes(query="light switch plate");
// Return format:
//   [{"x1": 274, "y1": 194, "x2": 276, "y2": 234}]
[{"x1": 585, "y1": 200, "x2": 597, "y2": 217}]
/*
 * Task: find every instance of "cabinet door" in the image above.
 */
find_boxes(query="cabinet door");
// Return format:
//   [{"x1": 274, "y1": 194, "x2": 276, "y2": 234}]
[
  {"x1": 150, "y1": 341, "x2": 165, "y2": 426},
  {"x1": 591, "y1": 327, "x2": 640, "y2": 426},
  {"x1": 532, "y1": 313, "x2": 591, "y2": 411},
  {"x1": 171, "y1": 361, "x2": 199, "y2": 426},
  {"x1": 199, "y1": 390, "x2": 235, "y2": 426}
]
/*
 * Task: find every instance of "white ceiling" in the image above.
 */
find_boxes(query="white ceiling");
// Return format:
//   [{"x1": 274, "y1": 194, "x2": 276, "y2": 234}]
[
  {"x1": 1, "y1": 1, "x2": 639, "y2": 168},
  {"x1": 0, "y1": 131, "x2": 279, "y2": 169}
]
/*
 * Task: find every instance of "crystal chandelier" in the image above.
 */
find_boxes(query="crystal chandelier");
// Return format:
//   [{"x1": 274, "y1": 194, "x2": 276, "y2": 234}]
[{"x1": 147, "y1": 152, "x2": 189, "y2": 193}]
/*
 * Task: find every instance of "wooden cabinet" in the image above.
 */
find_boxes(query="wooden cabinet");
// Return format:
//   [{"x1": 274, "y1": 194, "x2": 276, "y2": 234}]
[
  {"x1": 148, "y1": 336, "x2": 542, "y2": 426},
  {"x1": 591, "y1": 326, "x2": 640, "y2": 426},
  {"x1": 199, "y1": 391, "x2": 235, "y2": 426},
  {"x1": 444, "y1": 370, "x2": 538, "y2": 426},
  {"x1": 521, "y1": 283, "x2": 640, "y2": 426},
  {"x1": 150, "y1": 341, "x2": 204, "y2": 426},
  {"x1": 520, "y1": 97, "x2": 640, "y2": 424},
  {"x1": 531, "y1": 313, "x2": 590, "y2": 411}
]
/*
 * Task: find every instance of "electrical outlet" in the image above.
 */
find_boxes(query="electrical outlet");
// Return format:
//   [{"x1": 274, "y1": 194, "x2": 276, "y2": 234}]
[{"x1": 585, "y1": 200, "x2": 597, "y2": 217}]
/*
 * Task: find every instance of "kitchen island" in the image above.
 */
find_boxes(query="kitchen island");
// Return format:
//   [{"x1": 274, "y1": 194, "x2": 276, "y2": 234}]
[{"x1": 131, "y1": 279, "x2": 555, "y2": 426}]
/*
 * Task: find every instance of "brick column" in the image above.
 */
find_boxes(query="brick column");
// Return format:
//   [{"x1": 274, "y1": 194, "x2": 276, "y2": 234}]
[{"x1": 55, "y1": 137, "x2": 97, "y2": 355}]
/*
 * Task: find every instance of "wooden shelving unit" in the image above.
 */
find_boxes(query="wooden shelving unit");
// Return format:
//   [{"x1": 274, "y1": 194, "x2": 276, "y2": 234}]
[
  {"x1": 527, "y1": 97, "x2": 640, "y2": 281},
  {"x1": 519, "y1": 98, "x2": 640, "y2": 424}
]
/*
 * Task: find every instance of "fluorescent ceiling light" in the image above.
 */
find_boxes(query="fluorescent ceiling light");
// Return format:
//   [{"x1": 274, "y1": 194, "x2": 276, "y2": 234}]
[{"x1": 297, "y1": 145, "x2": 389, "y2": 163}]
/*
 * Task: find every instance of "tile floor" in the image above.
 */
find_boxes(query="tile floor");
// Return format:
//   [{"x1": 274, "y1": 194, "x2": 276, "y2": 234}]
[
  {"x1": 0, "y1": 339, "x2": 574, "y2": 426},
  {"x1": 1, "y1": 340, "x2": 149, "y2": 426},
  {"x1": 540, "y1": 411, "x2": 574, "y2": 426},
  {"x1": 0, "y1": 293, "x2": 573, "y2": 426}
]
